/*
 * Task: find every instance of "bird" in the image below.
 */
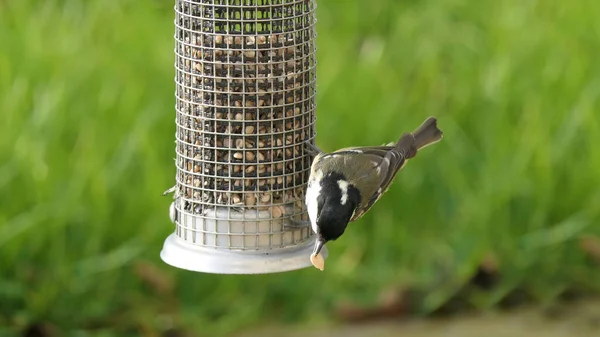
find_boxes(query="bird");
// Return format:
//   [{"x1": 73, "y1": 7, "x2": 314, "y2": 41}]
[{"x1": 304, "y1": 117, "x2": 443, "y2": 270}]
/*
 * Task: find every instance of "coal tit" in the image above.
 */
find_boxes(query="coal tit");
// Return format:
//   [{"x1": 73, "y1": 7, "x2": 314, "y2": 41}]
[{"x1": 305, "y1": 117, "x2": 443, "y2": 270}]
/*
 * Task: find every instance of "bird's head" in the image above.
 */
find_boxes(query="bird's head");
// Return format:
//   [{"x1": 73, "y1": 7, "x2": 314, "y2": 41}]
[{"x1": 307, "y1": 171, "x2": 361, "y2": 264}]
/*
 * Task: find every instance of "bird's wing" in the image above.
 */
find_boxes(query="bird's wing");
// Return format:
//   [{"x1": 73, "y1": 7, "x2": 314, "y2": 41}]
[
  {"x1": 351, "y1": 150, "x2": 406, "y2": 221},
  {"x1": 326, "y1": 144, "x2": 409, "y2": 222}
]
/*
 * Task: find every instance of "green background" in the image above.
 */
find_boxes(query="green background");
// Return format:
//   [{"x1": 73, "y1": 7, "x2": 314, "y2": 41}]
[{"x1": 1, "y1": 0, "x2": 599, "y2": 336}]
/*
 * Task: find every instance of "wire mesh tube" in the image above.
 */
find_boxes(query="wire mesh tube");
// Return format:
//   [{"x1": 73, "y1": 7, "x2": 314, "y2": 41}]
[{"x1": 160, "y1": 0, "x2": 325, "y2": 274}]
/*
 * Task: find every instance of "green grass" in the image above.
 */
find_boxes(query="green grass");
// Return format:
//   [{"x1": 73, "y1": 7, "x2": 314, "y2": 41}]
[{"x1": 1, "y1": 0, "x2": 600, "y2": 335}]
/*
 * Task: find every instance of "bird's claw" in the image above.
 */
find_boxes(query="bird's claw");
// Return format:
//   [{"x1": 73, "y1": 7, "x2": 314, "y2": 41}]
[
  {"x1": 304, "y1": 141, "x2": 322, "y2": 156},
  {"x1": 162, "y1": 185, "x2": 177, "y2": 196},
  {"x1": 283, "y1": 219, "x2": 311, "y2": 230}
]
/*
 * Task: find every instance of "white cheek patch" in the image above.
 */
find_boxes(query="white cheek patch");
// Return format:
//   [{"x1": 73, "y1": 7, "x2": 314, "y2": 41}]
[
  {"x1": 337, "y1": 179, "x2": 349, "y2": 205},
  {"x1": 306, "y1": 170, "x2": 323, "y2": 234}
]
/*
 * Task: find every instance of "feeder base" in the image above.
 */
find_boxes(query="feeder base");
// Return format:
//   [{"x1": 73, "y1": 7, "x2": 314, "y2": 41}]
[{"x1": 160, "y1": 233, "x2": 328, "y2": 274}]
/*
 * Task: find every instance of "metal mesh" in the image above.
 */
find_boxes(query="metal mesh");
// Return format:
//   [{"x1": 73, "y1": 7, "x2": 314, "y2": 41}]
[{"x1": 173, "y1": 0, "x2": 317, "y2": 250}]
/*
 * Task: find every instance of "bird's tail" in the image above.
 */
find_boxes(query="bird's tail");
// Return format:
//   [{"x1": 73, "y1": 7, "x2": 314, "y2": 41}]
[{"x1": 395, "y1": 117, "x2": 443, "y2": 159}]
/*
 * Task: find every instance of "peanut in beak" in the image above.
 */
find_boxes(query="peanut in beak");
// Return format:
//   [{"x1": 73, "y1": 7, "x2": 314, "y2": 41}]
[{"x1": 310, "y1": 253, "x2": 325, "y2": 271}]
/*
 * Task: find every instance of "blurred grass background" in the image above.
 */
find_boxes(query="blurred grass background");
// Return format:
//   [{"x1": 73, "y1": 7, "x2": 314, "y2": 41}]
[{"x1": 1, "y1": 0, "x2": 600, "y2": 336}]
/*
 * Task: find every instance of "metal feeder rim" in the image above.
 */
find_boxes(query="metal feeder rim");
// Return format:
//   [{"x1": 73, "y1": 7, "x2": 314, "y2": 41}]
[{"x1": 160, "y1": 233, "x2": 328, "y2": 274}]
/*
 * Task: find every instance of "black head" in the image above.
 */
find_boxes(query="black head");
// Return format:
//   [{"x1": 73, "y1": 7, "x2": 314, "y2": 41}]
[{"x1": 313, "y1": 172, "x2": 361, "y2": 254}]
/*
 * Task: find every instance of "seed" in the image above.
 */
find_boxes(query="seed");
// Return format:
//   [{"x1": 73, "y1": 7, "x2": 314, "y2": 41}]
[
  {"x1": 245, "y1": 165, "x2": 255, "y2": 174},
  {"x1": 311, "y1": 253, "x2": 325, "y2": 271},
  {"x1": 258, "y1": 152, "x2": 265, "y2": 161},
  {"x1": 232, "y1": 194, "x2": 241, "y2": 204},
  {"x1": 245, "y1": 125, "x2": 255, "y2": 134},
  {"x1": 233, "y1": 152, "x2": 243, "y2": 160},
  {"x1": 245, "y1": 194, "x2": 256, "y2": 206},
  {"x1": 270, "y1": 206, "x2": 283, "y2": 218},
  {"x1": 260, "y1": 194, "x2": 271, "y2": 203},
  {"x1": 245, "y1": 152, "x2": 255, "y2": 161},
  {"x1": 235, "y1": 113, "x2": 243, "y2": 120}
]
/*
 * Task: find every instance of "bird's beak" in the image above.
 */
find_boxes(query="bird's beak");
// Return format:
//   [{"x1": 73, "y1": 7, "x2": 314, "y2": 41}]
[
  {"x1": 312, "y1": 237, "x2": 325, "y2": 256},
  {"x1": 310, "y1": 237, "x2": 326, "y2": 271}
]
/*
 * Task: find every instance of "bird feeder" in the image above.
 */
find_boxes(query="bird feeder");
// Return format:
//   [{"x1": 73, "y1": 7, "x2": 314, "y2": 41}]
[{"x1": 160, "y1": 0, "x2": 327, "y2": 274}]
